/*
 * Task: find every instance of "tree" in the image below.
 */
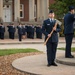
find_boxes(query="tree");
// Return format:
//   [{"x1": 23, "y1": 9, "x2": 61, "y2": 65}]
[
  {"x1": 49, "y1": 0, "x2": 75, "y2": 19},
  {"x1": 49, "y1": 0, "x2": 75, "y2": 37}
]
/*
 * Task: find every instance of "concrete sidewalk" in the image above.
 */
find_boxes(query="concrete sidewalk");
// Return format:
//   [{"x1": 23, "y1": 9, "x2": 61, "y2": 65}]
[
  {"x1": 0, "y1": 39, "x2": 44, "y2": 45},
  {"x1": 0, "y1": 37, "x2": 75, "y2": 45},
  {"x1": 0, "y1": 37, "x2": 75, "y2": 75},
  {"x1": 12, "y1": 50, "x2": 75, "y2": 75}
]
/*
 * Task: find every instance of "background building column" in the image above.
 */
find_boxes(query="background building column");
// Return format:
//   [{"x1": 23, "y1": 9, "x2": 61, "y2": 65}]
[
  {"x1": 37, "y1": 0, "x2": 49, "y2": 22},
  {"x1": 39, "y1": 0, "x2": 43, "y2": 21},
  {"x1": 0, "y1": 0, "x2": 3, "y2": 22},
  {"x1": 14, "y1": 0, "x2": 20, "y2": 22},
  {"x1": 41, "y1": 0, "x2": 49, "y2": 20},
  {"x1": 37, "y1": 0, "x2": 40, "y2": 21},
  {"x1": 44, "y1": 0, "x2": 49, "y2": 19},
  {"x1": 29, "y1": 0, "x2": 35, "y2": 21}
]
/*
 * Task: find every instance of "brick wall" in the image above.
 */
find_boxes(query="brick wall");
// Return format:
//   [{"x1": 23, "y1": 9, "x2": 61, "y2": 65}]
[
  {"x1": 12, "y1": 0, "x2": 14, "y2": 21},
  {"x1": 49, "y1": 0, "x2": 55, "y2": 5},
  {"x1": 20, "y1": 0, "x2": 29, "y2": 21}
]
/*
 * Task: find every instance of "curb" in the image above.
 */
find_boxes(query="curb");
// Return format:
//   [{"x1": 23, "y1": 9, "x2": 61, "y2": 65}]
[
  {"x1": 12, "y1": 64, "x2": 39, "y2": 75},
  {"x1": 0, "y1": 42, "x2": 43, "y2": 45},
  {"x1": 56, "y1": 56, "x2": 75, "y2": 66},
  {"x1": 0, "y1": 42, "x2": 75, "y2": 45}
]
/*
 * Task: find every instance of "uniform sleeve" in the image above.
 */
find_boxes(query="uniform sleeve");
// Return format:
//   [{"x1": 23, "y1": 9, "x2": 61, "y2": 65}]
[
  {"x1": 7, "y1": 26, "x2": 9, "y2": 28},
  {"x1": 71, "y1": 14, "x2": 75, "y2": 21},
  {"x1": 4, "y1": 27, "x2": 5, "y2": 32},
  {"x1": 17, "y1": 26, "x2": 18, "y2": 29},
  {"x1": 55, "y1": 24, "x2": 61, "y2": 32},
  {"x1": 42, "y1": 21, "x2": 48, "y2": 36},
  {"x1": 14, "y1": 27, "x2": 16, "y2": 32}
]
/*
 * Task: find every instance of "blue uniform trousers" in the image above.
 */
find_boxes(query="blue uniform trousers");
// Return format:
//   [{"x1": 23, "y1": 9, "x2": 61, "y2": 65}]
[
  {"x1": 46, "y1": 42, "x2": 57, "y2": 65},
  {"x1": 65, "y1": 33, "x2": 74, "y2": 57}
]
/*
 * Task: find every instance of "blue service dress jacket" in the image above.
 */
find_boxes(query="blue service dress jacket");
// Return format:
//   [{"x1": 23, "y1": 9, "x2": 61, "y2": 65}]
[
  {"x1": 42, "y1": 18, "x2": 61, "y2": 43},
  {"x1": 22, "y1": 25, "x2": 26, "y2": 35},
  {"x1": 64, "y1": 12, "x2": 75, "y2": 34},
  {"x1": 17, "y1": 26, "x2": 23, "y2": 34},
  {"x1": 35, "y1": 26, "x2": 42, "y2": 33},
  {"x1": 0, "y1": 25, "x2": 5, "y2": 33},
  {"x1": 7, "y1": 25, "x2": 16, "y2": 33}
]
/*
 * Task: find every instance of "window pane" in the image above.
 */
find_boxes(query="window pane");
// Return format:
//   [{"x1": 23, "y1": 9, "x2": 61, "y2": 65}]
[
  {"x1": 20, "y1": 11, "x2": 23, "y2": 17},
  {"x1": 20, "y1": 5, "x2": 22, "y2": 10},
  {"x1": 20, "y1": 4, "x2": 24, "y2": 18}
]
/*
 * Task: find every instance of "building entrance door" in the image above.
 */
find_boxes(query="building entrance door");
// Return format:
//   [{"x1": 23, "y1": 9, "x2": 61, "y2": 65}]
[{"x1": 3, "y1": 5, "x2": 12, "y2": 22}]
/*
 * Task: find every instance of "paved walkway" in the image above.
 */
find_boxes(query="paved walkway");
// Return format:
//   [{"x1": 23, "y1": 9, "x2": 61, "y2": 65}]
[
  {"x1": 0, "y1": 37, "x2": 75, "y2": 45},
  {"x1": 0, "y1": 37, "x2": 75, "y2": 75},
  {"x1": 12, "y1": 51, "x2": 75, "y2": 75},
  {"x1": 56, "y1": 52, "x2": 75, "y2": 66},
  {"x1": 0, "y1": 38, "x2": 75, "y2": 53},
  {"x1": 0, "y1": 39, "x2": 44, "y2": 45}
]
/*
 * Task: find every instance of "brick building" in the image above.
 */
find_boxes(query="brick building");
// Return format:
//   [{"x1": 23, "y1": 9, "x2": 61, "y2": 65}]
[{"x1": 0, "y1": 0, "x2": 54, "y2": 23}]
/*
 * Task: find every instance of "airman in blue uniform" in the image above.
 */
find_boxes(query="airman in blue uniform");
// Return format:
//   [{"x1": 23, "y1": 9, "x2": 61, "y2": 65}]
[
  {"x1": 7, "y1": 23, "x2": 16, "y2": 39},
  {"x1": 30, "y1": 24, "x2": 35, "y2": 39},
  {"x1": 0, "y1": 23, "x2": 5, "y2": 40},
  {"x1": 35, "y1": 24, "x2": 42, "y2": 39},
  {"x1": 42, "y1": 10, "x2": 61, "y2": 67},
  {"x1": 26, "y1": 24, "x2": 30, "y2": 38},
  {"x1": 64, "y1": 6, "x2": 75, "y2": 58},
  {"x1": 17, "y1": 23, "x2": 23, "y2": 41},
  {"x1": 22, "y1": 24, "x2": 27, "y2": 39}
]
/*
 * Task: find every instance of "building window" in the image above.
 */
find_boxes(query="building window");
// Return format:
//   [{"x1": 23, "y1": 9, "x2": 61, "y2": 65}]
[{"x1": 20, "y1": 4, "x2": 24, "y2": 18}]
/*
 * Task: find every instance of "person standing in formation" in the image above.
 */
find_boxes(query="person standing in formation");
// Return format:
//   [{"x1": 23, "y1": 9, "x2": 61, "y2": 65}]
[
  {"x1": 22, "y1": 23, "x2": 27, "y2": 39},
  {"x1": 64, "y1": 6, "x2": 75, "y2": 58},
  {"x1": 0, "y1": 23, "x2": 5, "y2": 40},
  {"x1": 7, "y1": 23, "x2": 16, "y2": 39},
  {"x1": 35, "y1": 24, "x2": 42, "y2": 39},
  {"x1": 17, "y1": 23, "x2": 23, "y2": 41},
  {"x1": 42, "y1": 10, "x2": 61, "y2": 67}
]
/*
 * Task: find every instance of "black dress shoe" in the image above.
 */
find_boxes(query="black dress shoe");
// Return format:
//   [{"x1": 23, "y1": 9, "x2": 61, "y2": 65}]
[
  {"x1": 47, "y1": 64, "x2": 51, "y2": 67},
  {"x1": 65, "y1": 55, "x2": 74, "y2": 58},
  {"x1": 52, "y1": 62, "x2": 58, "y2": 66},
  {"x1": 71, "y1": 55, "x2": 74, "y2": 58}
]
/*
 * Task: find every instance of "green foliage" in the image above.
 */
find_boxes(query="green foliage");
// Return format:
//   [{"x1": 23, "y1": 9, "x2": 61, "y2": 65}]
[
  {"x1": 58, "y1": 47, "x2": 75, "y2": 52},
  {"x1": 49, "y1": 0, "x2": 75, "y2": 36},
  {"x1": 0, "y1": 48, "x2": 40, "y2": 56},
  {"x1": 59, "y1": 19, "x2": 64, "y2": 37},
  {"x1": 49, "y1": 0, "x2": 75, "y2": 18}
]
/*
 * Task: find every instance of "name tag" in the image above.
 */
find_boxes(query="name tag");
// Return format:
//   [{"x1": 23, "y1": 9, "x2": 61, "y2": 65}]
[
  {"x1": 2, "y1": 26, "x2": 4, "y2": 28},
  {"x1": 47, "y1": 24, "x2": 50, "y2": 26}
]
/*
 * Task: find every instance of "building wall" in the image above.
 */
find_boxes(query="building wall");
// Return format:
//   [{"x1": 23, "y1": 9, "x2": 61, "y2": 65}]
[
  {"x1": 1, "y1": 0, "x2": 55, "y2": 38},
  {"x1": 49, "y1": 0, "x2": 55, "y2": 5},
  {"x1": 12, "y1": 0, "x2": 14, "y2": 21},
  {"x1": 20, "y1": 0, "x2": 54, "y2": 22},
  {"x1": 0, "y1": 0, "x2": 55, "y2": 22},
  {"x1": 35, "y1": 0, "x2": 37, "y2": 21},
  {"x1": 20, "y1": 0, "x2": 29, "y2": 21}
]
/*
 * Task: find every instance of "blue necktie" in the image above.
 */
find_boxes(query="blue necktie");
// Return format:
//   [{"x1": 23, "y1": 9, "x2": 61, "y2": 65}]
[{"x1": 51, "y1": 19, "x2": 53, "y2": 22}]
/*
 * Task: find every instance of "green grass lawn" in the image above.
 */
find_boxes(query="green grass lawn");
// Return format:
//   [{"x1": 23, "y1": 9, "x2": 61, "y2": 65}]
[
  {"x1": 0, "y1": 48, "x2": 40, "y2": 56},
  {"x1": 58, "y1": 47, "x2": 75, "y2": 52}
]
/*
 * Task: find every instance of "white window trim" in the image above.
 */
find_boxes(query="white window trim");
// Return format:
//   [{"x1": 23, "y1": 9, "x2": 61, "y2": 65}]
[{"x1": 20, "y1": 4, "x2": 24, "y2": 18}]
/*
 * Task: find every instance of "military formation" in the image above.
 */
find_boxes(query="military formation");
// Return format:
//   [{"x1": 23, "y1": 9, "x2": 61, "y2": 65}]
[
  {"x1": 0, "y1": 5, "x2": 75, "y2": 67},
  {"x1": 0, "y1": 23, "x2": 42, "y2": 41}
]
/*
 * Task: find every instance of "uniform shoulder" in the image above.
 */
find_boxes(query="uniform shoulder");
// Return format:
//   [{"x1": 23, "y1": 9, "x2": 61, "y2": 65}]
[
  {"x1": 64, "y1": 12, "x2": 74, "y2": 19},
  {"x1": 65, "y1": 13, "x2": 72, "y2": 16},
  {"x1": 43, "y1": 19, "x2": 49, "y2": 22}
]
